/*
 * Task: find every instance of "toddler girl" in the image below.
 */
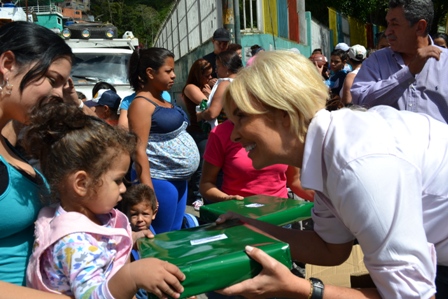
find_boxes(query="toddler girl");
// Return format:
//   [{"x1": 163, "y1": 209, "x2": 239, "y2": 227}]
[{"x1": 25, "y1": 100, "x2": 185, "y2": 299}]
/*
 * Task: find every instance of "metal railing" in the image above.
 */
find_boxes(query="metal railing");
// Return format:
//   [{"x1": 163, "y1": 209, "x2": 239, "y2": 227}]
[
  {"x1": 241, "y1": 0, "x2": 261, "y2": 33},
  {"x1": 27, "y1": 4, "x2": 62, "y2": 15}
]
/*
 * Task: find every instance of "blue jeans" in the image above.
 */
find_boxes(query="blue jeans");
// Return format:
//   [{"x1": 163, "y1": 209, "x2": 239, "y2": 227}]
[{"x1": 151, "y1": 179, "x2": 188, "y2": 233}]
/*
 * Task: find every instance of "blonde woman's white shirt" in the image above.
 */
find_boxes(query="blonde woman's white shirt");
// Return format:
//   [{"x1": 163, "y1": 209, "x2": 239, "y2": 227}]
[{"x1": 301, "y1": 106, "x2": 447, "y2": 298}]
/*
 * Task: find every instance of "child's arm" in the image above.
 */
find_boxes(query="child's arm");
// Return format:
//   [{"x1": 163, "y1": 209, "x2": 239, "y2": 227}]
[
  {"x1": 42, "y1": 232, "x2": 185, "y2": 299},
  {"x1": 0, "y1": 282, "x2": 72, "y2": 299}
]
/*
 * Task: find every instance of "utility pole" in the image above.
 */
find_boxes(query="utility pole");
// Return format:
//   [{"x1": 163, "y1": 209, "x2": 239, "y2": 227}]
[
  {"x1": 233, "y1": 0, "x2": 241, "y2": 44},
  {"x1": 222, "y1": 0, "x2": 235, "y2": 42}
]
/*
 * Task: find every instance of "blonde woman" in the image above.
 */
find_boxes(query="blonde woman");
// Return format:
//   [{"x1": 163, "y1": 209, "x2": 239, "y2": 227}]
[{"x1": 216, "y1": 50, "x2": 446, "y2": 299}]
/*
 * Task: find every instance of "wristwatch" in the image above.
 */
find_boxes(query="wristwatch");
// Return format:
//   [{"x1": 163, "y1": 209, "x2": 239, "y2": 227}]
[{"x1": 309, "y1": 277, "x2": 324, "y2": 299}]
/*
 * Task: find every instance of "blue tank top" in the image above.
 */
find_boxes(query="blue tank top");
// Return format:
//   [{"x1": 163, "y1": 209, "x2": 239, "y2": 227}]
[
  {"x1": 0, "y1": 155, "x2": 48, "y2": 285},
  {"x1": 134, "y1": 96, "x2": 189, "y2": 133}
]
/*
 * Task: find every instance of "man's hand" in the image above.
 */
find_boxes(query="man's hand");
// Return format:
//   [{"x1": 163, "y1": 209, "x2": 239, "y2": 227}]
[{"x1": 408, "y1": 45, "x2": 443, "y2": 75}]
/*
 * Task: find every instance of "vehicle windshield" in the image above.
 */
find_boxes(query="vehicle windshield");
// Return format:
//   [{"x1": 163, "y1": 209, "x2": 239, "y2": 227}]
[{"x1": 71, "y1": 52, "x2": 130, "y2": 86}]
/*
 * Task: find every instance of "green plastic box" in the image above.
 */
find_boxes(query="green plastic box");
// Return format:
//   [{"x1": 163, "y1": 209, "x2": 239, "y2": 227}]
[
  {"x1": 200, "y1": 195, "x2": 314, "y2": 226},
  {"x1": 138, "y1": 220, "x2": 292, "y2": 298}
]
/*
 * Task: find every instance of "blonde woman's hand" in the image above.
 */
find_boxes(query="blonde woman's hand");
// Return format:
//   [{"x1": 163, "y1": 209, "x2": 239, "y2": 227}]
[{"x1": 217, "y1": 246, "x2": 301, "y2": 299}]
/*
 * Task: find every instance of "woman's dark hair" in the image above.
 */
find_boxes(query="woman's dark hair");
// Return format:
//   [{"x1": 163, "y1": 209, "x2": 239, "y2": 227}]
[
  {"x1": 0, "y1": 21, "x2": 73, "y2": 93},
  {"x1": 182, "y1": 59, "x2": 211, "y2": 95},
  {"x1": 217, "y1": 50, "x2": 243, "y2": 74},
  {"x1": 228, "y1": 43, "x2": 242, "y2": 51},
  {"x1": 122, "y1": 184, "x2": 158, "y2": 215},
  {"x1": 128, "y1": 47, "x2": 174, "y2": 91},
  {"x1": 23, "y1": 100, "x2": 137, "y2": 201},
  {"x1": 433, "y1": 33, "x2": 448, "y2": 45},
  {"x1": 330, "y1": 49, "x2": 348, "y2": 62},
  {"x1": 250, "y1": 44, "x2": 264, "y2": 56},
  {"x1": 92, "y1": 81, "x2": 117, "y2": 98}
]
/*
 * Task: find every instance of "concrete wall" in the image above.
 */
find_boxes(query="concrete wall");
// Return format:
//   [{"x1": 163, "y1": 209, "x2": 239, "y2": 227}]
[
  {"x1": 310, "y1": 18, "x2": 332, "y2": 58},
  {"x1": 155, "y1": 0, "x2": 222, "y2": 62}
]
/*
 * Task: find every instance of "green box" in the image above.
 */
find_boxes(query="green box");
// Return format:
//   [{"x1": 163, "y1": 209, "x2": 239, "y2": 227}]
[
  {"x1": 137, "y1": 220, "x2": 292, "y2": 298},
  {"x1": 200, "y1": 195, "x2": 314, "y2": 226}
]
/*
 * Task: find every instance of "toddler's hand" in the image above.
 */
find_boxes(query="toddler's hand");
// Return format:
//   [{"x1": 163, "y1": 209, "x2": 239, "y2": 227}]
[{"x1": 133, "y1": 258, "x2": 185, "y2": 298}]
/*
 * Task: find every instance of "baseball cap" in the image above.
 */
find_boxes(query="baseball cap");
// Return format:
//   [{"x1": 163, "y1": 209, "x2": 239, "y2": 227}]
[
  {"x1": 348, "y1": 44, "x2": 367, "y2": 61},
  {"x1": 335, "y1": 42, "x2": 350, "y2": 52},
  {"x1": 288, "y1": 48, "x2": 301, "y2": 54},
  {"x1": 213, "y1": 28, "x2": 231, "y2": 42},
  {"x1": 85, "y1": 89, "x2": 121, "y2": 110}
]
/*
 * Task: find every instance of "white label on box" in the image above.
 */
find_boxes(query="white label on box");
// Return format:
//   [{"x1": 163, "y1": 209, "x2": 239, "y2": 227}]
[
  {"x1": 245, "y1": 203, "x2": 264, "y2": 208},
  {"x1": 190, "y1": 234, "x2": 228, "y2": 245}
]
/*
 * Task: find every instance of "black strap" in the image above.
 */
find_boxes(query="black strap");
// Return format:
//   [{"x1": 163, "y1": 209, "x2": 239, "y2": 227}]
[
  {"x1": 134, "y1": 95, "x2": 159, "y2": 107},
  {"x1": 0, "y1": 161, "x2": 8, "y2": 194},
  {"x1": 309, "y1": 277, "x2": 324, "y2": 299}
]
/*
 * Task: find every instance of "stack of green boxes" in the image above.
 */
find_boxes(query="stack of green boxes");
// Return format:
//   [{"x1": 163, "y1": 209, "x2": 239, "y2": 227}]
[
  {"x1": 200, "y1": 195, "x2": 314, "y2": 226},
  {"x1": 138, "y1": 195, "x2": 314, "y2": 298},
  {"x1": 138, "y1": 220, "x2": 292, "y2": 298}
]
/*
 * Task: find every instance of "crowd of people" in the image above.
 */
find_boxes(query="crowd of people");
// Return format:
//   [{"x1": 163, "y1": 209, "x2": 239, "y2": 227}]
[{"x1": 1, "y1": 0, "x2": 448, "y2": 298}]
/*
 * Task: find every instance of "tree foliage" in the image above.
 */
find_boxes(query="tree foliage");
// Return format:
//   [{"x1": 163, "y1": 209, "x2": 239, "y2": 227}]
[
  {"x1": 305, "y1": 0, "x2": 447, "y2": 35},
  {"x1": 89, "y1": 0, "x2": 174, "y2": 47},
  {"x1": 20, "y1": 0, "x2": 174, "y2": 47},
  {"x1": 18, "y1": 0, "x2": 447, "y2": 40}
]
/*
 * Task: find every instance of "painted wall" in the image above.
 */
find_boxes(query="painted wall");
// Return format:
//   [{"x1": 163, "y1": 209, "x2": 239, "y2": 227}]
[
  {"x1": 171, "y1": 32, "x2": 317, "y2": 108},
  {"x1": 155, "y1": 0, "x2": 332, "y2": 105}
]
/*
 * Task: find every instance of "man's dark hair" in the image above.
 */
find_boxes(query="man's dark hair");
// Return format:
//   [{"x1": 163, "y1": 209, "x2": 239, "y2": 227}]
[{"x1": 389, "y1": 0, "x2": 433, "y2": 35}]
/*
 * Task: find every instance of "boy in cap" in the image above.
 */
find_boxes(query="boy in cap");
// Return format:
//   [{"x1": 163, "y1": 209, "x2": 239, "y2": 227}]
[
  {"x1": 340, "y1": 44, "x2": 367, "y2": 105},
  {"x1": 335, "y1": 42, "x2": 350, "y2": 52},
  {"x1": 335, "y1": 42, "x2": 352, "y2": 72},
  {"x1": 203, "y1": 28, "x2": 231, "y2": 86},
  {"x1": 85, "y1": 89, "x2": 121, "y2": 126}
]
